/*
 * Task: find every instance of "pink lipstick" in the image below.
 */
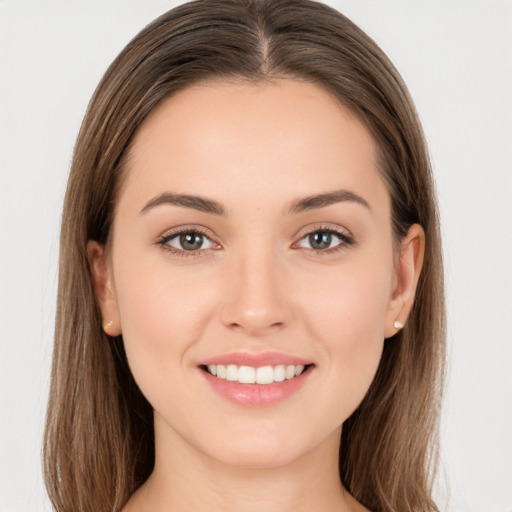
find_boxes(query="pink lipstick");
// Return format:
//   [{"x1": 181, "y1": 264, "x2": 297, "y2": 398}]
[{"x1": 197, "y1": 352, "x2": 314, "y2": 406}]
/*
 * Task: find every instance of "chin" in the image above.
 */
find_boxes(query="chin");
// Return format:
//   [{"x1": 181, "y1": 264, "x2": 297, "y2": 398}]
[
  {"x1": 214, "y1": 445, "x2": 300, "y2": 470},
  {"x1": 199, "y1": 426, "x2": 316, "y2": 470}
]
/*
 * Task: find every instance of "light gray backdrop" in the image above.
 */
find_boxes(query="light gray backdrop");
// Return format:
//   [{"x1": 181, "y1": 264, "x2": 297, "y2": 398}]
[{"x1": 1, "y1": 1, "x2": 511, "y2": 511}]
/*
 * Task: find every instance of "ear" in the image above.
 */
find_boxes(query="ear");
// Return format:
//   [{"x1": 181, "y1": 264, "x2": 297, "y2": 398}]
[
  {"x1": 87, "y1": 240, "x2": 122, "y2": 336},
  {"x1": 384, "y1": 224, "x2": 425, "y2": 338}
]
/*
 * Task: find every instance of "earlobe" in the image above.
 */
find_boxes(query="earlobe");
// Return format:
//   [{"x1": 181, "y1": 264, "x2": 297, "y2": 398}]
[
  {"x1": 385, "y1": 224, "x2": 425, "y2": 338},
  {"x1": 87, "y1": 240, "x2": 122, "y2": 336}
]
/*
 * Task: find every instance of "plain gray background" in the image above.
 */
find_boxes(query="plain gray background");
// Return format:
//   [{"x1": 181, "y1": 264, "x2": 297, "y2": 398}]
[{"x1": 1, "y1": 1, "x2": 511, "y2": 511}]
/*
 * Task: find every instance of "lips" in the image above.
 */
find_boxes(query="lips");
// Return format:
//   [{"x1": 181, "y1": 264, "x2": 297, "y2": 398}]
[
  {"x1": 200, "y1": 351, "x2": 312, "y2": 366},
  {"x1": 197, "y1": 352, "x2": 314, "y2": 406}
]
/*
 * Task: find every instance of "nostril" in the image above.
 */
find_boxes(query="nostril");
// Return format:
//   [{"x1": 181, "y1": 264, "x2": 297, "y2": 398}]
[{"x1": 227, "y1": 321, "x2": 285, "y2": 337}]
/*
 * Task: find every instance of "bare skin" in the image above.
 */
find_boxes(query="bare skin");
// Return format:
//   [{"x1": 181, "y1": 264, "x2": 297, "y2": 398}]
[{"x1": 89, "y1": 79, "x2": 424, "y2": 512}]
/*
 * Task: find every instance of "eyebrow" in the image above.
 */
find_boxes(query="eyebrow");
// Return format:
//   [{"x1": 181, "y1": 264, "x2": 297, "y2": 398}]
[
  {"x1": 140, "y1": 188, "x2": 370, "y2": 216},
  {"x1": 287, "y1": 189, "x2": 370, "y2": 214},
  {"x1": 140, "y1": 193, "x2": 225, "y2": 215}
]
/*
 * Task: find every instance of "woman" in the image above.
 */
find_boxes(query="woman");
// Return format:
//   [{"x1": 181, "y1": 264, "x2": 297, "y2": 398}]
[{"x1": 43, "y1": 0, "x2": 445, "y2": 511}]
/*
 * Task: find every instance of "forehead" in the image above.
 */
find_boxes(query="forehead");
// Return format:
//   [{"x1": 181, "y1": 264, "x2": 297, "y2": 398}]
[{"x1": 118, "y1": 78, "x2": 389, "y2": 218}]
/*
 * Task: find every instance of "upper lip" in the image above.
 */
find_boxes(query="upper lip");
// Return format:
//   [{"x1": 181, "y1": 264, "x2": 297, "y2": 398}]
[{"x1": 198, "y1": 351, "x2": 314, "y2": 367}]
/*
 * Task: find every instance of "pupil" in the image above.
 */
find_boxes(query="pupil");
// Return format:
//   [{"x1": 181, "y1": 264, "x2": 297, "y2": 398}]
[
  {"x1": 180, "y1": 233, "x2": 203, "y2": 250},
  {"x1": 309, "y1": 232, "x2": 331, "y2": 250}
]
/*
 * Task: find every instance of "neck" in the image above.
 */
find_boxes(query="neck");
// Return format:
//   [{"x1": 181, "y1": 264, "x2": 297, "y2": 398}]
[{"x1": 126, "y1": 417, "x2": 364, "y2": 512}]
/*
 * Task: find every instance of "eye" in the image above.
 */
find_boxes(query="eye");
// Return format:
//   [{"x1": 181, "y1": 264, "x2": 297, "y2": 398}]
[
  {"x1": 157, "y1": 229, "x2": 218, "y2": 254},
  {"x1": 296, "y1": 228, "x2": 354, "y2": 253}
]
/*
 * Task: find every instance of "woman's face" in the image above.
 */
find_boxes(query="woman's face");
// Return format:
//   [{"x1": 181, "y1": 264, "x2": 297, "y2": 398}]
[{"x1": 91, "y1": 79, "x2": 421, "y2": 468}]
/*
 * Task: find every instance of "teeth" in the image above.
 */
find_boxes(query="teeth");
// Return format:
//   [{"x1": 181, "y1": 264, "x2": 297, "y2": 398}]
[
  {"x1": 226, "y1": 364, "x2": 238, "y2": 381},
  {"x1": 256, "y1": 366, "x2": 274, "y2": 385},
  {"x1": 238, "y1": 366, "x2": 256, "y2": 384},
  {"x1": 274, "y1": 365, "x2": 285, "y2": 382},
  {"x1": 216, "y1": 364, "x2": 226, "y2": 379},
  {"x1": 205, "y1": 364, "x2": 308, "y2": 384}
]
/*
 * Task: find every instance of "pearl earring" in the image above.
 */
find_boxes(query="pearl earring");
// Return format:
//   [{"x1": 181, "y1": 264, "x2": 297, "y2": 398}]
[
  {"x1": 394, "y1": 320, "x2": 404, "y2": 330},
  {"x1": 103, "y1": 320, "x2": 114, "y2": 333}
]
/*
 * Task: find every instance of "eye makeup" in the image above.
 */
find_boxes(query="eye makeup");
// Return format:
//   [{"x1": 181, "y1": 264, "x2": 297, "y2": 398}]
[
  {"x1": 155, "y1": 225, "x2": 220, "y2": 257},
  {"x1": 293, "y1": 224, "x2": 355, "y2": 255},
  {"x1": 155, "y1": 222, "x2": 355, "y2": 258}
]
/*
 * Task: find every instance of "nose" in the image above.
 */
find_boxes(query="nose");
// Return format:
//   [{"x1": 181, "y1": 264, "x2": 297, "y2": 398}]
[{"x1": 219, "y1": 249, "x2": 291, "y2": 337}]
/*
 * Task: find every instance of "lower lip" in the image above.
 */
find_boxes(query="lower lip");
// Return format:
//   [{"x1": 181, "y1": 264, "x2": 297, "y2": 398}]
[{"x1": 200, "y1": 367, "x2": 313, "y2": 406}]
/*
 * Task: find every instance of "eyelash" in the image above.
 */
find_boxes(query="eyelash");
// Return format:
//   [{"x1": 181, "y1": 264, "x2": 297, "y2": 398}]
[
  {"x1": 295, "y1": 225, "x2": 355, "y2": 255},
  {"x1": 155, "y1": 225, "x2": 355, "y2": 257},
  {"x1": 156, "y1": 226, "x2": 215, "y2": 257}
]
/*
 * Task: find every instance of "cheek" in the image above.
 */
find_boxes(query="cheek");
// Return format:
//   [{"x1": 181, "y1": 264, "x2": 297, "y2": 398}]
[
  {"x1": 112, "y1": 255, "x2": 218, "y2": 391},
  {"x1": 297, "y1": 255, "x2": 392, "y2": 410},
  {"x1": 300, "y1": 253, "x2": 392, "y2": 338}
]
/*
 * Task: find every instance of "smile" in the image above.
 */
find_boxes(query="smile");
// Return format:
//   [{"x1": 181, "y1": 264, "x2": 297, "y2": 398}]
[
  {"x1": 198, "y1": 353, "x2": 314, "y2": 406},
  {"x1": 204, "y1": 364, "x2": 307, "y2": 384}
]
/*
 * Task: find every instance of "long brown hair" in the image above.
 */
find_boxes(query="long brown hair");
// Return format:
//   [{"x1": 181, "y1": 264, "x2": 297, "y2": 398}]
[{"x1": 44, "y1": 1, "x2": 446, "y2": 510}]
